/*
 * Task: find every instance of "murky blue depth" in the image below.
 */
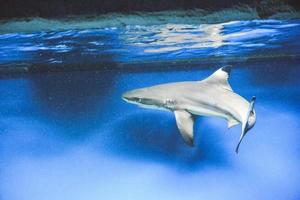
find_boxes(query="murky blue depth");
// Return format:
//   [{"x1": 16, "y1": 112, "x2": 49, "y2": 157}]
[{"x1": 1, "y1": 20, "x2": 300, "y2": 200}]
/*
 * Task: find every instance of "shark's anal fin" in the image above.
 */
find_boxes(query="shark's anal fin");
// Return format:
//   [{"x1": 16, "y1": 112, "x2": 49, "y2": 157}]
[
  {"x1": 204, "y1": 65, "x2": 233, "y2": 91},
  {"x1": 227, "y1": 118, "x2": 240, "y2": 129},
  {"x1": 174, "y1": 110, "x2": 194, "y2": 146}
]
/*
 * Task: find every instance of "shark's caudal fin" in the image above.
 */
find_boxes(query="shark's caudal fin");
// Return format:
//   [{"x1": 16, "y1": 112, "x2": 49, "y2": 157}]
[
  {"x1": 235, "y1": 96, "x2": 256, "y2": 154},
  {"x1": 174, "y1": 110, "x2": 194, "y2": 146},
  {"x1": 204, "y1": 65, "x2": 233, "y2": 91}
]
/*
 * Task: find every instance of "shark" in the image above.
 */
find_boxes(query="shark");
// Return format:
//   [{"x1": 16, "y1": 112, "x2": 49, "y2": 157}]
[{"x1": 122, "y1": 66, "x2": 256, "y2": 153}]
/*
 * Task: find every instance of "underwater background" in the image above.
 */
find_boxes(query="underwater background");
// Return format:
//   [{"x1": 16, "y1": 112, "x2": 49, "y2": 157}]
[{"x1": 1, "y1": 5, "x2": 300, "y2": 200}]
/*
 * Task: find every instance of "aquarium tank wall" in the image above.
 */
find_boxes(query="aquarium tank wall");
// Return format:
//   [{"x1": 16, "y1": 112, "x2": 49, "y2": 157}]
[{"x1": 0, "y1": 0, "x2": 300, "y2": 200}]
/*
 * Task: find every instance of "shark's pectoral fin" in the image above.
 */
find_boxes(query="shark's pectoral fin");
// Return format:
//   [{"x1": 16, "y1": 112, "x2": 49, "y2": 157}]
[
  {"x1": 227, "y1": 118, "x2": 240, "y2": 129},
  {"x1": 204, "y1": 65, "x2": 233, "y2": 91},
  {"x1": 174, "y1": 110, "x2": 194, "y2": 146}
]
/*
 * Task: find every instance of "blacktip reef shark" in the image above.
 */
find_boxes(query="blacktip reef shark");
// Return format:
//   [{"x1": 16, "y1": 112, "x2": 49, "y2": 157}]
[{"x1": 122, "y1": 66, "x2": 256, "y2": 153}]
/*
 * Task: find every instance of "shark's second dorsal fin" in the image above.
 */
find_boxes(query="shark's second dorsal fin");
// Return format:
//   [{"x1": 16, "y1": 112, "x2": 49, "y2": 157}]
[{"x1": 204, "y1": 66, "x2": 233, "y2": 91}]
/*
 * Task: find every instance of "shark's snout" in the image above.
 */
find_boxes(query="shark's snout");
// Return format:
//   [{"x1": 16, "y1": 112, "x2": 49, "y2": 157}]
[
  {"x1": 122, "y1": 91, "x2": 135, "y2": 102},
  {"x1": 122, "y1": 90, "x2": 142, "y2": 103},
  {"x1": 122, "y1": 92, "x2": 130, "y2": 101}
]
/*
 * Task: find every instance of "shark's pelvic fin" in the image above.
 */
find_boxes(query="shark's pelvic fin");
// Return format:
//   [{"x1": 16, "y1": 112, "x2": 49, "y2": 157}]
[
  {"x1": 174, "y1": 110, "x2": 194, "y2": 146},
  {"x1": 205, "y1": 65, "x2": 233, "y2": 91},
  {"x1": 227, "y1": 118, "x2": 240, "y2": 129}
]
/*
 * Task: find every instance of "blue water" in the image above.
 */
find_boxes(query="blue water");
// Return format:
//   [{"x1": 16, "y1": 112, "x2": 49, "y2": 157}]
[{"x1": 1, "y1": 20, "x2": 300, "y2": 200}]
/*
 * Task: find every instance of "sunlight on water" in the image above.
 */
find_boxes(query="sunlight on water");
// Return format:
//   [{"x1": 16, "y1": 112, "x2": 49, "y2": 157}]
[
  {"x1": 125, "y1": 24, "x2": 225, "y2": 53},
  {"x1": 0, "y1": 20, "x2": 299, "y2": 66}
]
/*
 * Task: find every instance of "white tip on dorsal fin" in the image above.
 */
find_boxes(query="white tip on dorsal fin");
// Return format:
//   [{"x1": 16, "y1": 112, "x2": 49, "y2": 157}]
[{"x1": 204, "y1": 66, "x2": 233, "y2": 91}]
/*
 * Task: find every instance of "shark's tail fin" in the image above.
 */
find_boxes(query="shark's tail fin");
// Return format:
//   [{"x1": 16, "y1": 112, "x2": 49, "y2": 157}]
[{"x1": 235, "y1": 96, "x2": 256, "y2": 154}]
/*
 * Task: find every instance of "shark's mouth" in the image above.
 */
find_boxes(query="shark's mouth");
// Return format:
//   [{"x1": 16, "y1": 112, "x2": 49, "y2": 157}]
[{"x1": 123, "y1": 96, "x2": 141, "y2": 103}]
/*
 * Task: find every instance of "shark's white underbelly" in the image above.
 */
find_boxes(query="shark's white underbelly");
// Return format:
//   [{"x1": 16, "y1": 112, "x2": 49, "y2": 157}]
[{"x1": 186, "y1": 104, "x2": 233, "y2": 121}]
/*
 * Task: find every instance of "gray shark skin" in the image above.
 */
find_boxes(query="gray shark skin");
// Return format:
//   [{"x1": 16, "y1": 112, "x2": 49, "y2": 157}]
[{"x1": 122, "y1": 66, "x2": 256, "y2": 153}]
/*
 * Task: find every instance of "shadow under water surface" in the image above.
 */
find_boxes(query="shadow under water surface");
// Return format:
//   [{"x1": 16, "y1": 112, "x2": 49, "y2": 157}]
[{"x1": 97, "y1": 111, "x2": 229, "y2": 170}]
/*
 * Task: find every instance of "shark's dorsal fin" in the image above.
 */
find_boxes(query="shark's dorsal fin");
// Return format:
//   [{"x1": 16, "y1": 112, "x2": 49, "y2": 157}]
[
  {"x1": 204, "y1": 66, "x2": 233, "y2": 91},
  {"x1": 174, "y1": 110, "x2": 194, "y2": 146}
]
